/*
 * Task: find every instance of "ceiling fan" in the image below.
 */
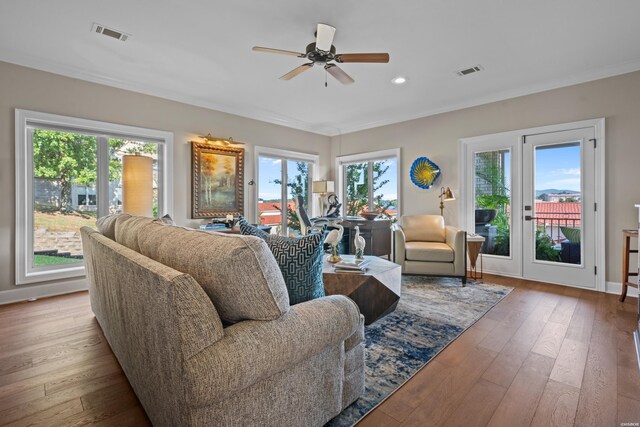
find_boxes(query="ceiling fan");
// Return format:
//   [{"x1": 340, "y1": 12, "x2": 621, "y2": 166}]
[{"x1": 252, "y1": 23, "x2": 389, "y2": 85}]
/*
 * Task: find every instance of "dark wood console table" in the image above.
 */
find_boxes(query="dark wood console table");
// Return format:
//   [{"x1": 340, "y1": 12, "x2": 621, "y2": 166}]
[{"x1": 340, "y1": 218, "x2": 392, "y2": 257}]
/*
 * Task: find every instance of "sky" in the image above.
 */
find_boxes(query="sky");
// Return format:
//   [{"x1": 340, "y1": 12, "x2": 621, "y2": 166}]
[
  {"x1": 258, "y1": 156, "x2": 398, "y2": 202},
  {"x1": 535, "y1": 143, "x2": 581, "y2": 192}
]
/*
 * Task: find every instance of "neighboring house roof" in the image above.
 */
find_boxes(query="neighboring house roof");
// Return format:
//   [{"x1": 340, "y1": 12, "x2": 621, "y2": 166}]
[
  {"x1": 257, "y1": 201, "x2": 295, "y2": 225},
  {"x1": 535, "y1": 201, "x2": 581, "y2": 227}
]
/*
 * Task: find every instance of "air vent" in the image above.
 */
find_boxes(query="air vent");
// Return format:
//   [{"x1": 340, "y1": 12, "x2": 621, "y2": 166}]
[
  {"x1": 91, "y1": 23, "x2": 130, "y2": 42},
  {"x1": 456, "y1": 65, "x2": 483, "y2": 77}
]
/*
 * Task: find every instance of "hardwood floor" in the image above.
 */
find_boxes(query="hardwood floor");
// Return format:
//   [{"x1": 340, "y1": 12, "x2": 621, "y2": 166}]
[
  {"x1": 0, "y1": 275, "x2": 637, "y2": 426},
  {"x1": 361, "y1": 274, "x2": 640, "y2": 427},
  {"x1": 0, "y1": 292, "x2": 151, "y2": 426}
]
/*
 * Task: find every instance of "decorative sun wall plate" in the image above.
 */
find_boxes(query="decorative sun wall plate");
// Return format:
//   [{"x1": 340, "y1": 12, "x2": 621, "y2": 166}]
[{"x1": 410, "y1": 157, "x2": 441, "y2": 189}]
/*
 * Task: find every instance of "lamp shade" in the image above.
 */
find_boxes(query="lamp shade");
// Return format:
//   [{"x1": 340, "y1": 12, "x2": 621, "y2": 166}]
[
  {"x1": 443, "y1": 187, "x2": 455, "y2": 201},
  {"x1": 312, "y1": 180, "x2": 335, "y2": 194},
  {"x1": 122, "y1": 154, "x2": 154, "y2": 216}
]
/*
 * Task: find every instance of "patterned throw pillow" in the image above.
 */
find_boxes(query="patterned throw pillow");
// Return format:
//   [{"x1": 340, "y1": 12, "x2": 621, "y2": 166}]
[
  {"x1": 153, "y1": 214, "x2": 175, "y2": 225},
  {"x1": 239, "y1": 218, "x2": 326, "y2": 305}
]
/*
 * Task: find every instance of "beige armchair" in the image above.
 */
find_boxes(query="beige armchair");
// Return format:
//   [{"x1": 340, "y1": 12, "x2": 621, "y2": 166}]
[{"x1": 392, "y1": 215, "x2": 467, "y2": 285}]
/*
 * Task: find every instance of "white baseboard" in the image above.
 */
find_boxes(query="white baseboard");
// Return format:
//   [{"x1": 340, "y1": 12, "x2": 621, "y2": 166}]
[
  {"x1": 606, "y1": 281, "x2": 639, "y2": 299},
  {"x1": 0, "y1": 279, "x2": 88, "y2": 305},
  {"x1": 479, "y1": 270, "x2": 638, "y2": 299}
]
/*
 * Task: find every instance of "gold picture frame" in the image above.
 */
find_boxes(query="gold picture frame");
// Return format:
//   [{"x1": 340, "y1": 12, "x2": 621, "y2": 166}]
[{"x1": 191, "y1": 141, "x2": 244, "y2": 218}]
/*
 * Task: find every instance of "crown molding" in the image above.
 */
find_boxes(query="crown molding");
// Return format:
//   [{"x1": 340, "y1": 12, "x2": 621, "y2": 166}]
[
  {"x1": 0, "y1": 49, "x2": 334, "y2": 136},
  {"x1": 3, "y1": 49, "x2": 640, "y2": 138},
  {"x1": 331, "y1": 57, "x2": 640, "y2": 136}
]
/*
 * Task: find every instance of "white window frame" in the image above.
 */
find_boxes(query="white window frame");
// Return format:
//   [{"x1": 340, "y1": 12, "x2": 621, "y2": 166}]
[
  {"x1": 254, "y1": 146, "x2": 319, "y2": 232},
  {"x1": 15, "y1": 109, "x2": 174, "y2": 285},
  {"x1": 335, "y1": 148, "x2": 401, "y2": 217}
]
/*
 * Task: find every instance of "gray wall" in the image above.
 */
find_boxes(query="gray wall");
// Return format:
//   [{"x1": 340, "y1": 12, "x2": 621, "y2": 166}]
[
  {"x1": 0, "y1": 61, "x2": 331, "y2": 295},
  {"x1": 331, "y1": 70, "x2": 640, "y2": 284}
]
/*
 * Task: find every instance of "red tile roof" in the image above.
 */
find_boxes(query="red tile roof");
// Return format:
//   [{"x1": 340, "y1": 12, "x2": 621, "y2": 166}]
[{"x1": 535, "y1": 201, "x2": 581, "y2": 227}]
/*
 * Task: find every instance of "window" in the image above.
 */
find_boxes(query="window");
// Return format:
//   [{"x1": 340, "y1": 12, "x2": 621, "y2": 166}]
[
  {"x1": 336, "y1": 149, "x2": 400, "y2": 219},
  {"x1": 473, "y1": 149, "x2": 511, "y2": 256},
  {"x1": 15, "y1": 110, "x2": 173, "y2": 285},
  {"x1": 255, "y1": 147, "x2": 318, "y2": 236}
]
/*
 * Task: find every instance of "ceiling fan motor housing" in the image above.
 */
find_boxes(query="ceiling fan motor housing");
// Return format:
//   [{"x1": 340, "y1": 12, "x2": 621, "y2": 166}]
[{"x1": 306, "y1": 42, "x2": 336, "y2": 63}]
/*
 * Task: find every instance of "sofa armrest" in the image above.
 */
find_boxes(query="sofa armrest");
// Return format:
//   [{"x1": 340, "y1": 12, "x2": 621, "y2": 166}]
[
  {"x1": 392, "y1": 225, "x2": 406, "y2": 265},
  {"x1": 184, "y1": 295, "x2": 362, "y2": 406},
  {"x1": 445, "y1": 226, "x2": 467, "y2": 275}
]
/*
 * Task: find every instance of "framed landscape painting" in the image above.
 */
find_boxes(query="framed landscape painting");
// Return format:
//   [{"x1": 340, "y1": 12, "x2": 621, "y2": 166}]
[{"x1": 191, "y1": 141, "x2": 244, "y2": 218}]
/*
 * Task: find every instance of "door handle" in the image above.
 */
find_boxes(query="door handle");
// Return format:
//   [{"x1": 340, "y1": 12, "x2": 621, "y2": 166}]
[{"x1": 524, "y1": 215, "x2": 538, "y2": 221}]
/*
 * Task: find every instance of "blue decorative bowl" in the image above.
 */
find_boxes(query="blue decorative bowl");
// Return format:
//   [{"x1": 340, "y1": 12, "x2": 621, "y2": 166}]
[{"x1": 410, "y1": 157, "x2": 441, "y2": 189}]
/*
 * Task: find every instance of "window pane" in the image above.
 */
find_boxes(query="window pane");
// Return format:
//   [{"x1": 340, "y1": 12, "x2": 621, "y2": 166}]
[
  {"x1": 286, "y1": 160, "x2": 310, "y2": 237},
  {"x1": 32, "y1": 129, "x2": 97, "y2": 267},
  {"x1": 108, "y1": 139, "x2": 159, "y2": 217},
  {"x1": 474, "y1": 150, "x2": 511, "y2": 256},
  {"x1": 345, "y1": 162, "x2": 369, "y2": 216},
  {"x1": 373, "y1": 159, "x2": 398, "y2": 219},
  {"x1": 534, "y1": 143, "x2": 581, "y2": 264},
  {"x1": 258, "y1": 157, "x2": 283, "y2": 235}
]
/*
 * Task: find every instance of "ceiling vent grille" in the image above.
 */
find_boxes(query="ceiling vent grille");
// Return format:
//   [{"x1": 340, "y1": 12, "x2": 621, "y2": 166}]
[
  {"x1": 91, "y1": 23, "x2": 130, "y2": 42},
  {"x1": 456, "y1": 65, "x2": 483, "y2": 76}
]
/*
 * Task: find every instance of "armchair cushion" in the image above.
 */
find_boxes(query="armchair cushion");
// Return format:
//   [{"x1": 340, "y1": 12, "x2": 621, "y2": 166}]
[
  {"x1": 405, "y1": 242, "x2": 454, "y2": 262},
  {"x1": 401, "y1": 215, "x2": 446, "y2": 242}
]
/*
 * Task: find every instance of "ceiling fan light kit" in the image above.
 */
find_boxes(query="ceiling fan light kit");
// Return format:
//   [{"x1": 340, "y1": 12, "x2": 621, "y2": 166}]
[{"x1": 252, "y1": 23, "x2": 389, "y2": 85}]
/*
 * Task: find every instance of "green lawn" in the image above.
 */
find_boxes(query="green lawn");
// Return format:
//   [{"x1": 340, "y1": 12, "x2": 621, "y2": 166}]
[
  {"x1": 34, "y1": 211, "x2": 96, "y2": 232},
  {"x1": 34, "y1": 254, "x2": 83, "y2": 266}
]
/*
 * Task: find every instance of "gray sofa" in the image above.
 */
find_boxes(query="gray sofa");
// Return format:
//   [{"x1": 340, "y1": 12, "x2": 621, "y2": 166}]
[{"x1": 80, "y1": 214, "x2": 365, "y2": 427}]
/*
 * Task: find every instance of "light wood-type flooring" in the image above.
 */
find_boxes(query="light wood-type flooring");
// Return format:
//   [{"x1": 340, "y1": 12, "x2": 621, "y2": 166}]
[{"x1": 0, "y1": 275, "x2": 638, "y2": 426}]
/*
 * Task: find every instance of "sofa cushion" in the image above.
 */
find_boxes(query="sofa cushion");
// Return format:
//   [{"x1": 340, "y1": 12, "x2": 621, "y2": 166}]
[
  {"x1": 405, "y1": 241, "x2": 454, "y2": 262},
  {"x1": 137, "y1": 222, "x2": 289, "y2": 323},
  {"x1": 115, "y1": 215, "x2": 155, "y2": 252},
  {"x1": 239, "y1": 219, "x2": 326, "y2": 305},
  {"x1": 401, "y1": 215, "x2": 446, "y2": 242},
  {"x1": 96, "y1": 213, "x2": 131, "y2": 241}
]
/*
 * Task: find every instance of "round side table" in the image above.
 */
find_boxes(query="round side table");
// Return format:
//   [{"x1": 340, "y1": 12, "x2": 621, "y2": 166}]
[{"x1": 467, "y1": 234, "x2": 485, "y2": 280}]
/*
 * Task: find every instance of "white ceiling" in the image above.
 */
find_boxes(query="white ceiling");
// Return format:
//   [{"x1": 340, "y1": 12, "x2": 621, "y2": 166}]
[{"x1": 1, "y1": 1, "x2": 640, "y2": 136}]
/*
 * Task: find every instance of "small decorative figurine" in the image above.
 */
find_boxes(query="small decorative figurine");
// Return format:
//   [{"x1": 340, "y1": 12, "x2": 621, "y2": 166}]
[
  {"x1": 325, "y1": 224, "x2": 344, "y2": 263},
  {"x1": 354, "y1": 225, "x2": 366, "y2": 259}
]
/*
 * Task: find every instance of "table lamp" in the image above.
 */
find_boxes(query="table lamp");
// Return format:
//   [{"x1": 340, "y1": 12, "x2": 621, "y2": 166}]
[
  {"x1": 312, "y1": 180, "x2": 335, "y2": 217},
  {"x1": 123, "y1": 153, "x2": 154, "y2": 217}
]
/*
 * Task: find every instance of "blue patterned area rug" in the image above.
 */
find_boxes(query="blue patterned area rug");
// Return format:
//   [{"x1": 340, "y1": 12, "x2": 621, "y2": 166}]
[{"x1": 326, "y1": 275, "x2": 513, "y2": 427}]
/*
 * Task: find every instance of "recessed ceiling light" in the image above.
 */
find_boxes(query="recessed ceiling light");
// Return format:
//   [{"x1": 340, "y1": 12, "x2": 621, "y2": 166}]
[{"x1": 391, "y1": 76, "x2": 406, "y2": 85}]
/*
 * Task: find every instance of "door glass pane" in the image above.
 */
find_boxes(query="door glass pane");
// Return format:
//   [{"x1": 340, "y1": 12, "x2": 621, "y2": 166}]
[
  {"x1": 534, "y1": 142, "x2": 581, "y2": 263},
  {"x1": 108, "y1": 139, "x2": 159, "y2": 217},
  {"x1": 32, "y1": 129, "x2": 97, "y2": 267},
  {"x1": 373, "y1": 158, "x2": 398, "y2": 219},
  {"x1": 474, "y1": 150, "x2": 511, "y2": 256},
  {"x1": 345, "y1": 162, "x2": 369, "y2": 216},
  {"x1": 286, "y1": 160, "x2": 310, "y2": 237},
  {"x1": 258, "y1": 156, "x2": 283, "y2": 235}
]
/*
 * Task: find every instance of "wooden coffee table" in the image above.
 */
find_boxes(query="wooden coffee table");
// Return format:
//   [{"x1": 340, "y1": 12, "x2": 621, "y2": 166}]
[{"x1": 323, "y1": 255, "x2": 401, "y2": 325}]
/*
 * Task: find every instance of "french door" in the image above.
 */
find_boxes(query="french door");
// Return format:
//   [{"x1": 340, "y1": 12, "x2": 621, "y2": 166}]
[
  {"x1": 461, "y1": 120, "x2": 603, "y2": 290},
  {"x1": 522, "y1": 128, "x2": 596, "y2": 288}
]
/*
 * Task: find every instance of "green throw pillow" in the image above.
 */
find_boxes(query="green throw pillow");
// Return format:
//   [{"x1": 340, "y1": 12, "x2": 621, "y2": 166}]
[{"x1": 238, "y1": 218, "x2": 326, "y2": 305}]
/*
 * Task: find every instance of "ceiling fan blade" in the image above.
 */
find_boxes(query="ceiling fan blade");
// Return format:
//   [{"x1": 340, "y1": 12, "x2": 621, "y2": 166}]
[
  {"x1": 335, "y1": 53, "x2": 390, "y2": 63},
  {"x1": 252, "y1": 46, "x2": 304, "y2": 57},
  {"x1": 325, "y1": 64, "x2": 354, "y2": 85},
  {"x1": 279, "y1": 63, "x2": 314, "y2": 80},
  {"x1": 316, "y1": 23, "x2": 336, "y2": 52}
]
